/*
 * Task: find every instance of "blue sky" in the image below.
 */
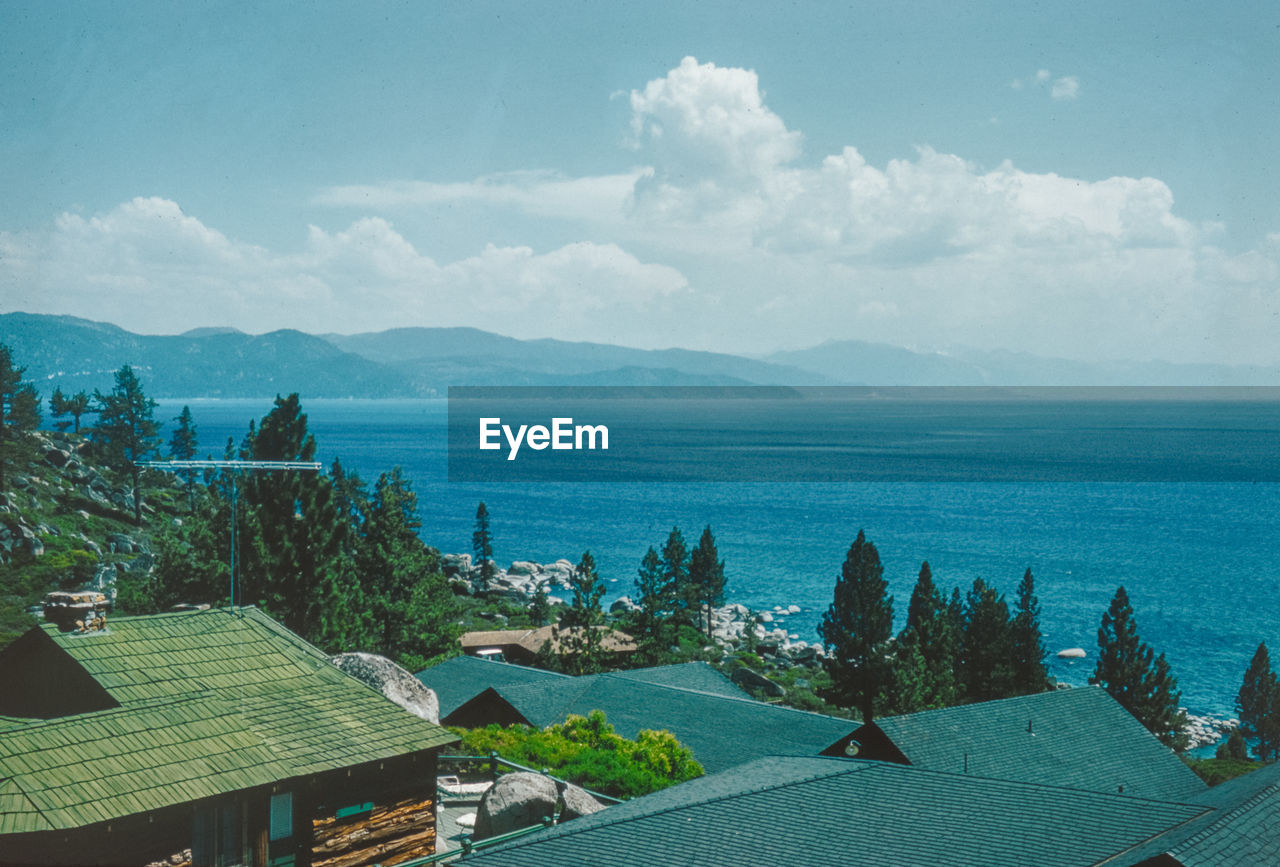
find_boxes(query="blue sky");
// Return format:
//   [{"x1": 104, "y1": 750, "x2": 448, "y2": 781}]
[{"x1": 2, "y1": 1, "x2": 1278, "y2": 364}]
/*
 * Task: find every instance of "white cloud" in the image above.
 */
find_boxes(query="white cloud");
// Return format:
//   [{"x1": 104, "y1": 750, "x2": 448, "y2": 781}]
[
  {"x1": 1051, "y1": 75, "x2": 1080, "y2": 101},
  {"x1": 0, "y1": 199, "x2": 687, "y2": 339},
  {"x1": 13, "y1": 60, "x2": 1280, "y2": 365}
]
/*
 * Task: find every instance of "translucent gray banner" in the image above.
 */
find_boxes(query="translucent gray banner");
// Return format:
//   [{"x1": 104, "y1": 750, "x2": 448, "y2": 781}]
[{"x1": 447, "y1": 386, "x2": 1280, "y2": 482}]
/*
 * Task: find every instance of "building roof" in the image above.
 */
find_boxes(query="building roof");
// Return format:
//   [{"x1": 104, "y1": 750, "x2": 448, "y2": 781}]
[
  {"x1": 1111, "y1": 761, "x2": 1280, "y2": 866},
  {"x1": 837, "y1": 687, "x2": 1206, "y2": 802},
  {"x1": 455, "y1": 756, "x2": 1210, "y2": 867},
  {"x1": 416, "y1": 655, "x2": 571, "y2": 718},
  {"x1": 609, "y1": 661, "x2": 748, "y2": 699},
  {"x1": 448, "y1": 672, "x2": 853, "y2": 774},
  {"x1": 459, "y1": 625, "x2": 637, "y2": 656},
  {"x1": 0, "y1": 608, "x2": 457, "y2": 835}
]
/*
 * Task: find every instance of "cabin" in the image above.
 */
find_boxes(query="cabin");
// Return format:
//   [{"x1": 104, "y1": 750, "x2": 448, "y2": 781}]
[
  {"x1": 0, "y1": 607, "x2": 457, "y2": 867},
  {"x1": 457, "y1": 625, "x2": 636, "y2": 666},
  {"x1": 819, "y1": 687, "x2": 1207, "y2": 802}
]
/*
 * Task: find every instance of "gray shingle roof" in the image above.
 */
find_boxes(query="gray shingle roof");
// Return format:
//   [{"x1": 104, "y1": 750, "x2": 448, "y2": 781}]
[
  {"x1": 855, "y1": 687, "x2": 1206, "y2": 802},
  {"x1": 1111, "y1": 761, "x2": 1280, "y2": 866},
  {"x1": 609, "y1": 661, "x2": 749, "y2": 699},
  {"x1": 471, "y1": 676, "x2": 854, "y2": 774},
  {"x1": 456, "y1": 756, "x2": 1210, "y2": 867},
  {"x1": 415, "y1": 655, "x2": 570, "y2": 718}
]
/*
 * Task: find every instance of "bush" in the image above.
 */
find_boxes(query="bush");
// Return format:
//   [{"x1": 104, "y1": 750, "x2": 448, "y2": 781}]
[{"x1": 451, "y1": 709, "x2": 703, "y2": 799}]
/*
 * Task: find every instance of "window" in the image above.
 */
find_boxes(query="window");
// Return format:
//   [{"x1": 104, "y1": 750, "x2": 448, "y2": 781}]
[{"x1": 192, "y1": 801, "x2": 248, "y2": 867}]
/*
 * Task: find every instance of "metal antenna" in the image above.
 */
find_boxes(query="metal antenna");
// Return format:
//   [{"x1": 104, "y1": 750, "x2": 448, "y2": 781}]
[{"x1": 137, "y1": 460, "x2": 322, "y2": 612}]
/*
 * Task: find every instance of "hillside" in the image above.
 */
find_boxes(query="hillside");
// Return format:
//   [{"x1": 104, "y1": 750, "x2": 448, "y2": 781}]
[{"x1": 0, "y1": 428, "x2": 177, "y2": 644}]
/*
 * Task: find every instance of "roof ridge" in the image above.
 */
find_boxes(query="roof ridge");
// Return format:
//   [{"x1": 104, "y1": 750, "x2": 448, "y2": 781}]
[
  {"x1": 472, "y1": 756, "x2": 876, "y2": 854},
  {"x1": 0, "y1": 774, "x2": 53, "y2": 827},
  {"x1": 1169, "y1": 782, "x2": 1280, "y2": 855},
  {"x1": 865, "y1": 761, "x2": 1214, "y2": 810},
  {"x1": 0, "y1": 692, "x2": 228, "y2": 734},
  {"x1": 596, "y1": 674, "x2": 855, "y2": 721},
  {"x1": 878, "y1": 685, "x2": 1100, "y2": 723}
]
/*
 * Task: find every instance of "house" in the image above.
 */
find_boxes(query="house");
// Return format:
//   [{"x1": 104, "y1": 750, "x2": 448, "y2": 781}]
[
  {"x1": 448, "y1": 755, "x2": 1218, "y2": 867},
  {"x1": 417, "y1": 657, "x2": 849, "y2": 774},
  {"x1": 457, "y1": 625, "x2": 636, "y2": 666},
  {"x1": 820, "y1": 686, "x2": 1207, "y2": 802},
  {"x1": 0, "y1": 607, "x2": 457, "y2": 867}
]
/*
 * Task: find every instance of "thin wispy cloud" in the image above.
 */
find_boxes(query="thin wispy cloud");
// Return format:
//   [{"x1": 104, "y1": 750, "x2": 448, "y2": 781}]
[{"x1": 1011, "y1": 69, "x2": 1080, "y2": 101}]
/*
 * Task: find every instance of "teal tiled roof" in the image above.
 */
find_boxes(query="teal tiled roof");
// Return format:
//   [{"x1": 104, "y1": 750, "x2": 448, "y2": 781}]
[
  {"x1": 863, "y1": 687, "x2": 1206, "y2": 801},
  {"x1": 457, "y1": 756, "x2": 1209, "y2": 867}
]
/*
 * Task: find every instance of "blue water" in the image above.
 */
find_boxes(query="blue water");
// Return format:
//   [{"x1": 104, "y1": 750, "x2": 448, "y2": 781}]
[{"x1": 156, "y1": 398, "x2": 1280, "y2": 718}]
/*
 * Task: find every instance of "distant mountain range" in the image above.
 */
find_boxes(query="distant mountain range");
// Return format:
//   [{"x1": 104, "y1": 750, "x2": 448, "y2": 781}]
[{"x1": 2, "y1": 312, "x2": 1277, "y2": 398}]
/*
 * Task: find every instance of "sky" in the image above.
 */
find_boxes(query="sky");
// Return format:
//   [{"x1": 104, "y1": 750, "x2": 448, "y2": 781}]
[{"x1": 1, "y1": 1, "x2": 1278, "y2": 365}]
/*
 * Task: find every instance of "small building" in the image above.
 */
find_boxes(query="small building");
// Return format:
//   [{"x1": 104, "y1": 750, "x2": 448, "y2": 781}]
[
  {"x1": 458, "y1": 625, "x2": 636, "y2": 666},
  {"x1": 819, "y1": 687, "x2": 1207, "y2": 802},
  {"x1": 0, "y1": 607, "x2": 457, "y2": 867}
]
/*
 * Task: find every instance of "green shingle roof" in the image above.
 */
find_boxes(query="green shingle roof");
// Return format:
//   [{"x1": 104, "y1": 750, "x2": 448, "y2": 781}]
[
  {"x1": 457, "y1": 756, "x2": 1210, "y2": 867},
  {"x1": 0, "y1": 608, "x2": 457, "y2": 834},
  {"x1": 859, "y1": 687, "x2": 1207, "y2": 802}
]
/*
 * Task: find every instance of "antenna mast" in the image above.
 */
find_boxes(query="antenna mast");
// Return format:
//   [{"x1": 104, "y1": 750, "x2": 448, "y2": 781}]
[{"x1": 137, "y1": 460, "x2": 322, "y2": 612}]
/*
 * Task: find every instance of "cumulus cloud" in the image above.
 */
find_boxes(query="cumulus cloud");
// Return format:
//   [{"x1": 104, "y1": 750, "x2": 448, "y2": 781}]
[
  {"x1": 0, "y1": 198, "x2": 687, "y2": 338},
  {"x1": 14, "y1": 59, "x2": 1279, "y2": 364}
]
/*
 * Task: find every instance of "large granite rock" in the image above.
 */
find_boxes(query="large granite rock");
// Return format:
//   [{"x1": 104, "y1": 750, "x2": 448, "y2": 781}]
[
  {"x1": 730, "y1": 665, "x2": 786, "y2": 698},
  {"x1": 330, "y1": 652, "x2": 439, "y2": 723},
  {"x1": 473, "y1": 772, "x2": 603, "y2": 840}
]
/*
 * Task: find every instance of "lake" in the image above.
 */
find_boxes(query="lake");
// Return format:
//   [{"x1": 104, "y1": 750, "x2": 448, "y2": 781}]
[{"x1": 156, "y1": 397, "x2": 1280, "y2": 719}]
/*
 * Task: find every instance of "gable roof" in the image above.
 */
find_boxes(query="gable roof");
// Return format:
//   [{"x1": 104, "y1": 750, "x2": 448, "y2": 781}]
[
  {"x1": 455, "y1": 756, "x2": 1210, "y2": 867},
  {"x1": 609, "y1": 661, "x2": 748, "y2": 699},
  {"x1": 416, "y1": 655, "x2": 571, "y2": 718},
  {"x1": 451, "y1": 674, "x2": 853, "y2": 774},
  {"x1": 1111, "y1": 762, "x2": 1280, "y2": 866},
  {"x1": 0, "y1": 608, "x2": 457, "y2": 834},
  {"x1": 841, "y1": 687, "x2": 1206, "y2": 802}
]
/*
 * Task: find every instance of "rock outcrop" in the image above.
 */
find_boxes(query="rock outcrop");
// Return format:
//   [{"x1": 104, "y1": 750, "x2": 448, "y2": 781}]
[
  {"x1": 330, "y1": 652, "x2": 440, "y2": 723},
  {"x1": 473, "y1": 772, "x2": 603, "y2": 840}
]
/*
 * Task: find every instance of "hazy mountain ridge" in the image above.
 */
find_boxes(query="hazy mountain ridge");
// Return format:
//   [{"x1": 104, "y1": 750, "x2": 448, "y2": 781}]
[
  {"x1": 4, "y1": 313, "x2": 1277, "y2": 398},
  {"x1": 767, "y1": 340, "x2": 1280, "y2": 386}
]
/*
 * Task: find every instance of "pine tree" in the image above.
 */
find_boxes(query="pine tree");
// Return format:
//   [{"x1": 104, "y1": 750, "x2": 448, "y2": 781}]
[
  {"x1": 0, "y1": 343, "x2": 40, "y2": 491},
  {"x1": 660, "y1": 527, "x2": 690, "y2": 626},
  {"x1": 357, "y1": 467, "x2": 457, "y2": 669},
  {"x1": 91, "y1": 365, "x2": 157, "y2": 524},
  {"x1": 49, "y1": 387, "x2": 93, "y2": 433},
  {"x1": 688, "y1": 525, "x2": 726, "y2": 640},
  {"x1": 556, "y1": 550, "x2": 606, "y2": 675},
  {"x1": 958, "y1": 578, "x2": 1015, "y2": 702},
  {"x1": 633, "y1": 546, "x2": 669, "y2": 664},
  {"x1": 168, "y1": 405, "x2": 199, "y2": 511},
  {"x1": 236, "y1": 394, "x2": 351, "y2": 642},
  {"x1": 895, "y1": 561, "x2": 957, "y2": 710},
  {"x1": 472, "y1": 502, "x2": 496, "y2": 595},
  {"x1": 819, "y1": 530, "x2": 894, "y2": 722},
  {"x1": 1237, "y1": 642, "x2": 1280, "y2": 761},
  {"x1": 1010, "y1": 568, "x2": 1051, "y2": 695},
  {"x1": 1091, "y1": 587, "x2": 1188, "y2": 749}
]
